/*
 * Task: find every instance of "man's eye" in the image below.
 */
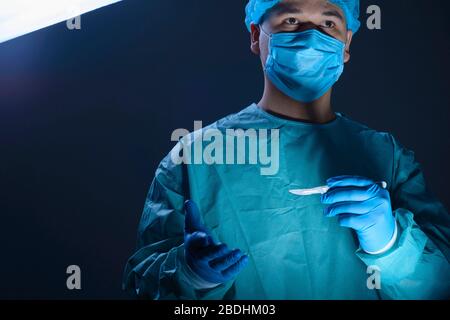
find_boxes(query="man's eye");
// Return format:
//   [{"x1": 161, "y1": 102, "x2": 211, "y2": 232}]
[
  {"x1": 284, "y1": 17, "x2": 300, "y2": 25},
  {"x1": 322, "y1": 20, "x2": 336, "y2": 28}
]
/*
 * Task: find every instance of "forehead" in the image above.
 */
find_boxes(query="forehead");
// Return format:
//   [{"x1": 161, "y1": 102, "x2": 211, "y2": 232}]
[{"x1": 266, "y1": 0, "x2": 344, "y2": 19}]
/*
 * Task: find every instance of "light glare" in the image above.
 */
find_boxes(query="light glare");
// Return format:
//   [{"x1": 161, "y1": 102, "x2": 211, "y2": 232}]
[{"x1": 0, "y1": 0, "x2": 122, "y2": 43}]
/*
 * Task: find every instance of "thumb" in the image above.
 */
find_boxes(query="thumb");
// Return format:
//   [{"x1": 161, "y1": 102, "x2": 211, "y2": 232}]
[{"x1": 184, "y1": 200, "x2": 207, "y2": 235}]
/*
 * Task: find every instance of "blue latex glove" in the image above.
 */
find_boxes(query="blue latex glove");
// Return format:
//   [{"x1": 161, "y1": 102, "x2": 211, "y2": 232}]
[
  {"x1": 184, "y1": 200, "x2": 249, "y2": 285},
  {"x1": 321, "y1": 176, "x2": 397, "y2": 254}
]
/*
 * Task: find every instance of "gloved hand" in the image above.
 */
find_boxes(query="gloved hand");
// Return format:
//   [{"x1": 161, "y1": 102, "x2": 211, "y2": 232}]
[
  {"x1": 184, "y1": 200, "x2": 249, "y2": 284},
  {"x1": 321, "y1": 176, "x2": 397, "y2": 254}
]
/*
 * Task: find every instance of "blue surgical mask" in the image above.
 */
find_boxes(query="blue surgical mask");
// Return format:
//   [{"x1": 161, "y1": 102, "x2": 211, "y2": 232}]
[{"x1": 261, "y1": 28, "x2": 346, "y2": 103}]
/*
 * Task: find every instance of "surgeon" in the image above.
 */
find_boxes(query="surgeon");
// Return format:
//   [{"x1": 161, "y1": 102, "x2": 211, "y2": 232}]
[{"x1": 123, "y1": 0, "x2": 450, "y2": 299}]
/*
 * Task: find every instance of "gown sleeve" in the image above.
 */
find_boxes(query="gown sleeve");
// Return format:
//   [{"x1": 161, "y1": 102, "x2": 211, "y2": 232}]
[
  {"x1": 356, "y1": 135, "x2": 450, "y2": 299},
  {"x1": 122, "y1": 143, "x2": 234, "y2": 300}
]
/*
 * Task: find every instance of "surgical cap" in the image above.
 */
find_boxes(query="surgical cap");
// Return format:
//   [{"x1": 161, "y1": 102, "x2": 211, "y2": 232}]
[{"x1": 245, "y1": 0, "x2": 361, "y2": 33}]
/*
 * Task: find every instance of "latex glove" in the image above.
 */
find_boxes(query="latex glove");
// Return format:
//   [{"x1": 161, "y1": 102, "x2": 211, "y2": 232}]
[
  {"x1": 321, "y1": 176, "x2": 397, "y2": 254},
  {"x1": 184, "y1": 200, "x2": 249, "y2": 284}
]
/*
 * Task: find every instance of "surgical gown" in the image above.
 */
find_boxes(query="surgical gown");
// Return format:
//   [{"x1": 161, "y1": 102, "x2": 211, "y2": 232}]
[{"x1": 123, "y1": 103, "x2": 450, "y2": 299}]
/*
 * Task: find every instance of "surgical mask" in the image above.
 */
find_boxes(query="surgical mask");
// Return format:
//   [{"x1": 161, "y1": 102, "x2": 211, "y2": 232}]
[{"x1": 261, "y1": 27, "x2": 346, "y2": 103}]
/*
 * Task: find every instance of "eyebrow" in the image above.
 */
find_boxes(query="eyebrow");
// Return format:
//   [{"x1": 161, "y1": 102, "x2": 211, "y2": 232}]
[{"x1": 322, "y1": 9, "x2": 345, "y2": 22}]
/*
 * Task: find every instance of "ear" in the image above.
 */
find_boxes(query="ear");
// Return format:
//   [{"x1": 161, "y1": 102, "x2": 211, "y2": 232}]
[
  {"x1": 250, "y1": 23, "x2": 261, "y2": 55},
  {"x1": 344, "y1": 30, "x2": 353, "y2": 63}
]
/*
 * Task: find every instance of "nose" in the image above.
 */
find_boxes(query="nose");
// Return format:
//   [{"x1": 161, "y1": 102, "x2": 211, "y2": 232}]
[{"x1": 295, "y1": 21, "x2": 321, "y2": 33}]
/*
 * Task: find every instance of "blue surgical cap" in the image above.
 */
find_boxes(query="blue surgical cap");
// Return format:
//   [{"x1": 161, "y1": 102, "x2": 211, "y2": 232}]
[{"x1": 245, "y1": 0, "x2": 361, "y2": 33}]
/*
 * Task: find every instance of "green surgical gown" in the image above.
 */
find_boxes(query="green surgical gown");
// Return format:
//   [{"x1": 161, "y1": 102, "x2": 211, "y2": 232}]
[{"x1": 123, "y1": 104, "x2": 450, "y2": 300}]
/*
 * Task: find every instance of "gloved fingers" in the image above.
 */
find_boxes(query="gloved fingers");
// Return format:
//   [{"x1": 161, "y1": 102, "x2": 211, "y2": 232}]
[
  {"x1": 324, "y1": 197, "x2": 384, "y2": 217},
  {"x1": 337, "y1": 213, "x2": 373, "y2": 231},
  {"x1": 321, "y1": 184, "x2": 380, "y2": 204},
  {"x1": 326, "y1": 176, "x2": 375, "y2": 188},
  {"x1": 186, "y1": 231, "x2": 212, "y2": 249},
  {"x1": 184, "y1": 200, "x2": 208, "y2": 234},
  {"x1": 199, "y1": 243, "x2": 230, "y2": 260},
  {"x1": 208, "y1": 249, "x2": 243, "y2": 272},
  {"x1": 221, "y1": 254, "x2": 249, "y2": 280}
]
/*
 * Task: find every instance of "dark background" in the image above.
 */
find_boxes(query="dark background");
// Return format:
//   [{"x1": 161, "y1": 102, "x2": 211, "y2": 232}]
[{"x1": 0, "y1": 0, "x2": 449, "y2": 299}]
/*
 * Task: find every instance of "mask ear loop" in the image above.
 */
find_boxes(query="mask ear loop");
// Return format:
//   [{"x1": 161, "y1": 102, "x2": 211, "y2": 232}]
[
  {"x1": 259, "y1": 25, "x2": 272, "y2": 41},
  {"x1": 259, "y1": 25, "x2": 272, "y2": 73},
  {"x1": 259, "y1": 25, "x2": 270, "y2": 37}
]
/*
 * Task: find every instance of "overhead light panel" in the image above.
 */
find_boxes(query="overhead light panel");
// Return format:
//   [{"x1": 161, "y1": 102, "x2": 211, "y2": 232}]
[{"x1": 0, "y1": 0, "x2": 122, "y2": 44}]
